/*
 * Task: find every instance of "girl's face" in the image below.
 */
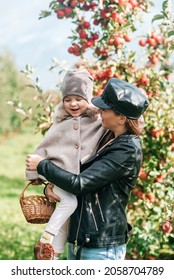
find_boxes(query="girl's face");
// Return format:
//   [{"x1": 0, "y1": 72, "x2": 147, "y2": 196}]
[{"x1": 63, "y1": 95, "x2": 88, "y2": 117}]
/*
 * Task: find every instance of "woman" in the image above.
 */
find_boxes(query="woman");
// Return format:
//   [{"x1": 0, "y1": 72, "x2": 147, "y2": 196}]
[{"x1": 26, "y1": 78, "x2": 149, "y2": 260}]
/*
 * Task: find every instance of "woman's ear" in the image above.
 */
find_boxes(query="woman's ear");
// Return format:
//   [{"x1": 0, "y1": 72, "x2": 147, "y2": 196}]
[{"x1": 118, "y1": 115, "x2": 127, "y2": 125}]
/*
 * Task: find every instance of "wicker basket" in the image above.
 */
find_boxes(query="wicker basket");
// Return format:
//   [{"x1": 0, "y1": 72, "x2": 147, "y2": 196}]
[{"x1": 20, "y1": 182, "x2": 56, "y2": 224}]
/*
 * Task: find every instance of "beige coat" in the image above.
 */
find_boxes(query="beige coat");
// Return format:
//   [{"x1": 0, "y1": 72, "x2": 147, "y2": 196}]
[{"x1": 26, "y1": 102, "x2": 106, "y2": 180}]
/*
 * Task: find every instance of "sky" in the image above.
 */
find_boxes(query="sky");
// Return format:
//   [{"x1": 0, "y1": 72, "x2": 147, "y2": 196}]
[
  {"x1": 0, "y1": 0, "x2": 76, "y2": 89},
  {"x1": 0, "y1": 0, "x2": 169, "y2": 90}
]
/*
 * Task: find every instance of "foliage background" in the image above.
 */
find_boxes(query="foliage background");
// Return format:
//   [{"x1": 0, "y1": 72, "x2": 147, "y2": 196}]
[{"x1": 0, "y1": 0, "x2": 174, "y2": 260}]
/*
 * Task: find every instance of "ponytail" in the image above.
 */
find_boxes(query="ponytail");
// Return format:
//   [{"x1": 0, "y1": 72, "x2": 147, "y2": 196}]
[{"x1": 125, "y1": 116, "x2": 145, "y2": 136}]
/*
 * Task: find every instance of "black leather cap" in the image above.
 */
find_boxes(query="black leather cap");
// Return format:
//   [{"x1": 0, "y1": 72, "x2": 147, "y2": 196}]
[{"x1": 91, "y1": 78, "x2": 149, "y2": 119}]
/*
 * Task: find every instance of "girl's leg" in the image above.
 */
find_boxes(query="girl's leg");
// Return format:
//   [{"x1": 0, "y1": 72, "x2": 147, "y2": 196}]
[
  {"x1": 51, "y1": 219, "x2": 69, "y2": 255},
  {"x1": 45, "y1": 186, "x2": 77, "y2": 236},
  {"x1": 36, "y1": 186, "x2": 77, "y2": 260}
]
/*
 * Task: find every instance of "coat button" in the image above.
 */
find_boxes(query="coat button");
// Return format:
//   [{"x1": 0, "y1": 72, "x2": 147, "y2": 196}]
[
  {"x1": 73, "y1": 124, "x2": 78, "y2": 130},
  {"x1": 75, "y1": 143, "x2": 79, "y2": 149}
]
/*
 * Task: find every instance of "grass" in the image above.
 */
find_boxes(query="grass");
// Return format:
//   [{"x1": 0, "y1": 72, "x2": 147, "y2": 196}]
[
  {"x1": 0, "y1": 127, "x2": 42, "y2": 178},
  {"x1": 0, "y1": 127, "x2": 67, "y2": 260}
]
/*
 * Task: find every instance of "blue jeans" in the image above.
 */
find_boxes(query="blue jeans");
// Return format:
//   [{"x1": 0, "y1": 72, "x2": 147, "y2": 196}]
[{"x1": 68, "y1": 243, "x2": 126, "y2": 260}]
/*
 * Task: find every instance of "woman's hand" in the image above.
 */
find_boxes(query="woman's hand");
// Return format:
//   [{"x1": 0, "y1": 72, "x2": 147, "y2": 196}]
[
  {"x1": 45, "y1": 183, "x2": 60, "y2": 202},
  {"x1": 26, "y1": 154, "x2": 44, "y2": 171}
]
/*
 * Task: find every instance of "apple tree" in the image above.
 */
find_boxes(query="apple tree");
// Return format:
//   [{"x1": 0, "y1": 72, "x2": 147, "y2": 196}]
[
  {"x1": 9, "y1": 0, "x2": 174, "y2": 259},
  {"x1": 39, "y1": 0, "x2": 174, "y2": 259}
]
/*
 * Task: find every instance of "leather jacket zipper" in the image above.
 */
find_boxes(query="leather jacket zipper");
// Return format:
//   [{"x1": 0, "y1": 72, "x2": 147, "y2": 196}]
[
  {"x1": 95, "y1": 193, "x2": 105, "y2": 222},
  {"x1": 88, "y1": 202, "x2": 99, "y2": 231},
  {"x1": 74, "y1": 196, "x2": 84, "y2": 253}
]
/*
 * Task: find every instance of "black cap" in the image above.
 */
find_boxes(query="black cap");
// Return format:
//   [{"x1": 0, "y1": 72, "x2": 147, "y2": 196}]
[{"x1": 91, "y1": 78, "x2": 149, "y2": 119}]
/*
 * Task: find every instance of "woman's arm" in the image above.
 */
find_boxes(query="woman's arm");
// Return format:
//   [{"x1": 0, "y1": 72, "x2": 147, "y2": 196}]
[{"x1": 35, "y1": 143, "x2": 137, "y2": 195}]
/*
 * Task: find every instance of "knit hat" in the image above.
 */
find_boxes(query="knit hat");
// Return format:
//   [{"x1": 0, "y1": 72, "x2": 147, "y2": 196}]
[{"x1": 61, "y1": 69, "x2": 94, "y2": 102}]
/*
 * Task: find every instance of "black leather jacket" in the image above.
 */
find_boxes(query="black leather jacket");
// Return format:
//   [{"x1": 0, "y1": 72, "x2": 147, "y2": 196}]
[{"x1": 37, "y1": 131, "x2": 142, "y2": 255}]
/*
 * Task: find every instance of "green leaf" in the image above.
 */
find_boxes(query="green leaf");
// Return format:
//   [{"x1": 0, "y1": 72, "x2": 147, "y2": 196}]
[
  {"x1": 168, "y1": 30, "x2": 174, "y2": 37},
  {"x1": 129, "y1": 51, "x2": 136, "y2": 59},
  {"x1": 162, "y1": 0, "x2": 168, "y2": 12},
  {"x1": 38, "y1": 10, "x2": 52, "y2": 20},
  {"x1": 161, "y1": 11, "x2": 168, "y2": 18},
  {"x1": 152, "y1": 14, "x2": 164, "y2": 23},
  {"x1": 169, "y1": 44, "x2": 174, "y2": 50},
  {"x1": 149, "y1": 1, "x2": 155, "y2": 7}
]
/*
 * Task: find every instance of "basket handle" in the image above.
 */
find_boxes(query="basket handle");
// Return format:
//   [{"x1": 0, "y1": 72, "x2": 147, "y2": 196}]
[{"x1": 20, "y1": 181, "x2": 46, "y2": 201}]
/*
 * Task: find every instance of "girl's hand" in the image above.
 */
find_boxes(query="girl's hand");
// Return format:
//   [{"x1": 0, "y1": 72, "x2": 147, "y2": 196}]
[
  {"x1": 26, "y1": 154, "x2": 44, "y2": 171},
  {"x1": 30, "y1": 179, "x2": 44, "y2": 185},
  {"x1": 45, "y1": 183, "x2": 60, "y2": 202}
]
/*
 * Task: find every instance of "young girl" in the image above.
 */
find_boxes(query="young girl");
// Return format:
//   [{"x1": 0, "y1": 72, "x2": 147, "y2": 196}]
[{"x1": 26, "y1": 68, "x2": 106, "y2": 260}]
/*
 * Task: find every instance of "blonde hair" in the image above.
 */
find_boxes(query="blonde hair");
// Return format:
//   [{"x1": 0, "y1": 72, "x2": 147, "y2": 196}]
[{"x1": 125, "y1": 116, "x2": 145, "y2": 135}]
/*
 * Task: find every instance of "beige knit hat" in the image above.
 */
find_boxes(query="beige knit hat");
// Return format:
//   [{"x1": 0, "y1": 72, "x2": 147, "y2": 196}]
[{"x1": 61, "y1": 68, "x2": 94, "y2": 102}]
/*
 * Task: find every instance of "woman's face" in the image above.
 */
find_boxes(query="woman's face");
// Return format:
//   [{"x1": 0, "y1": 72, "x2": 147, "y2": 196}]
[
  {"x1": 63, "y1": 95, "x2": 88, "y2": 117},
  {"x1": 99, "y1": 109, "x2": 120, "y2": 131},
  {"x1": 99, "y1": 109, "x2": 127, "y2": 134}
]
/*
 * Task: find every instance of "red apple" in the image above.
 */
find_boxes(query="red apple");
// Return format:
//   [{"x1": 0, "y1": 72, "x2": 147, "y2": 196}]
[
  {"x1": 56, "y1": 9, "x2": 65, "y2": 19},
  {"x1": 79, "y1": 30, "x2": 87, "y2": 39},
  {"x1": 73, "y1": 44, "x2": 80, "y2": 51},
  {"x1": 111, "y1": 12, "x2": 118, "y2": 22},
  {"x1": 86, "y1": 39, "x2": 94, "y2": 48},
  {"x1": 108, "y1": 38, "x2": 115, "y2": 45},
  {"x1": 64, "y1": 7, "x2": 73, "y2": 17},
  {"x1": 90, "y1": 2, "x2": 97, "y2": 10},
  {"x1": 147, "y1": 37, "x2": 157, "y2": 47},
  {"x1": 83, "y1": 21, "x2": 90, "y2": 29},
  {"x1": 146, "y1": 192, "x2": 155, "y2": 203},
  {"x1": 138, "y1": 74, "x2": 150, "y2": 86},
  {"x1": 149, "y1": 56, "x2": 159, "y2": 64},
  {"x1": 124, "y1": 34, "x2": 132, "y2": 42},
  {"x1": 118, "y1": 0, "x2": 127, "y2": 5},
  {"x1": 171, "y1": 133, "x2": 174, "y2": 143},
  {"x1": 139, "y1": 39, "x2": 147, "y2": 47},
  {"x1": 92, "y1": 33, "x2": 99, "y2": 40},
  {"x1": 129, "y1": 0, "x2": 138, "y2": 7},
  {"x1": 70, "y1": 0, "x2": 78, "y2": 7},
  {"x1": 150, "y1": 128, "x2": 164, "y2": 138},
  {"x1": 137, "y1": 191, "x2": 145, "y2": 199},
  {"x1": 152, "y1": 33, "x2": 162, "y2": 43},
  {"x1": 68, "y1": 47, "x2": 74, "y2": 54},
  {"x1": 83, "y1": 3, "x2": 90, "y2": 11},
  {"x1": 93, "y1": 19, "x2": 99, "y2": 25},
  {"x1": 155, "y1": 173, "x2": 167, "y2": 183},
  {"x1": 161, "y1": 221, "x2": 173, "y2": 233},
  {"x1": 114, "y1": 36, "x2": 124, "y2": 45},
  {"x1": 148, "y1": 256, "x2": 156, "y2": 260}
]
